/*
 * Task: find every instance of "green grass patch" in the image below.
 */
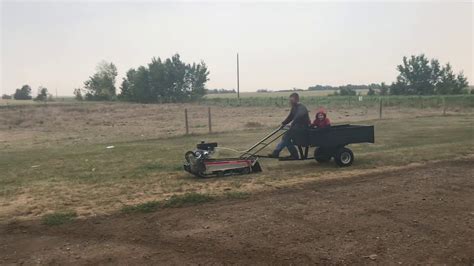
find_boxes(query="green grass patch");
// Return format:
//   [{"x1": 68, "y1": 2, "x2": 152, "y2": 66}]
[
  {"x1": 163, "y1": 193, "x2": 214, "y2": 208},
  {"x1": 141, "y1": 163, "x2": 165, "y2": 171},
  {"x1": 42, "y1": 211, "x2": 77, "y2": 226},
  {"x1": 135, "y1": 162, "x2": 184, "y2": 175},
  {"x1": 121, "y1": 193, "x2": 215, "y2": 214},
  {"x1": 121, "y1": 201, "x2": 160, "y2": 213},
  {"x1": 224, "y1": 191, "x2": 250, "y2": 199}
]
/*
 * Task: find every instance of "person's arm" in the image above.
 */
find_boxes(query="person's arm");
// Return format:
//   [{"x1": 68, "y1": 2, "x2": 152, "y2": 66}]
[{"x1": 281, "y1": 107, "x2": 295, "y2": 126}]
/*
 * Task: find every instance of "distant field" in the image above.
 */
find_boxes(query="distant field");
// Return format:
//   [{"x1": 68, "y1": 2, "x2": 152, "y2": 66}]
[
  {"x1": 0, "y1": 97, "x2": 75, "y2": 106},
  {"x1": 201, "y1": 94, "x2": 474, "y2": 109},
  {"x1": 204, "y1": 89, "x2": 369, "y2": 98}
]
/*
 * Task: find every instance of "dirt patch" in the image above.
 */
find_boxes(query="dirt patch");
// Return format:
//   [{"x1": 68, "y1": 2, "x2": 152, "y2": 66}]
[{"x1": 1, "y1": 159, "x2": 473, "y2": 264}]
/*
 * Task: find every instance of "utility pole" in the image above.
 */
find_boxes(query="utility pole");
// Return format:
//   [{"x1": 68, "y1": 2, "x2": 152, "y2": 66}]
[{"x1": 236, "y1": 53, "x2": 240, "y2": 100}]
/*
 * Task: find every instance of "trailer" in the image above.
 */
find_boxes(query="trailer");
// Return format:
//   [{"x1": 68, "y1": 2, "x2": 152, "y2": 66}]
[{"x1": 184, "y1": 124, "x2": 374, "y2": 177}]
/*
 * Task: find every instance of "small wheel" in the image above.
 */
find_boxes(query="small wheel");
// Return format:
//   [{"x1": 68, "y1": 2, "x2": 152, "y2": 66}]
[
  {"x1": 314, "y1": 147, "x2": 332, "y2": 163},
  {"x1": 185, "y1": 151, "x2": 206, "y2": 176},
  {"x1": 240, "y1": 167, "x2": 250, "y2": 175},
  {"x1": 334, "y1": 147, "x2": 354, "y2": 167},
  {"x1": 185, "y1": 151, "x2": 197, "y2": 163}
]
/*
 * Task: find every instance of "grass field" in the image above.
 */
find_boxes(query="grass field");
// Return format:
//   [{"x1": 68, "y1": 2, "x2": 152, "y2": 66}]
[{"x1": 0, "y1": 100, "x2": 473, "y2": 223}]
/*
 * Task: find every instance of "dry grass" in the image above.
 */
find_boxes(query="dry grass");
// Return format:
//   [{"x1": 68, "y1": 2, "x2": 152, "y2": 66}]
[
  {"x1": 1, "y1": 101, "x2": 466, "y2": 147},
  {"x1": 0, "y1": 101, "x2": 473, "y2": 223}
]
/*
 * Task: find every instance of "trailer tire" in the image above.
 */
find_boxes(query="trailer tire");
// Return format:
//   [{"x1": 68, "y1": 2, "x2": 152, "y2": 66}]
[
  {"x1": 334, "y1": 147, "x2": 354, "y2": 167},
  {"x1": 314, "y1": 148, "x2": 332, "y2": 163}
]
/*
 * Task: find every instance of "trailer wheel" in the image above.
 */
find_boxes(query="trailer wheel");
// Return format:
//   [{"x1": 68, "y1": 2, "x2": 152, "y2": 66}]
[
  {"x1": 334, "y1": 147, "x2": 354, "y2": 167},
  {"x1": 314, "y1": 148, "x2": 332, "y2": 163}
]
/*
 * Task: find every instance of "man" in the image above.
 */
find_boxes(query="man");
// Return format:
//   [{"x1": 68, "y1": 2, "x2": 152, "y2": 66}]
[{"x1": 269, "y1": 92, "x2": 310, "y2": 159}]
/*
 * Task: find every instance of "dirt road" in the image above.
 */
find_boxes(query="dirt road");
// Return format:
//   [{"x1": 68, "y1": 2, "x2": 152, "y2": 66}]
[{"x1": 1, "y1": 159, "x2": 473, "y2": 264}]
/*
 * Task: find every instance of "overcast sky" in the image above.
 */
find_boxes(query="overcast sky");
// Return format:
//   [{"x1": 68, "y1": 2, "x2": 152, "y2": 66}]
[{"x1": 1, "y1": 1, "x2": 472, "y2": 95}]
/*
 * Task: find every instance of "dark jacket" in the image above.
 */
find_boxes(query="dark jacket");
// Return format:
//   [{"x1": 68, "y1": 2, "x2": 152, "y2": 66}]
[{"x1": 282, "y1": 103, "x2": 310, "y2": 128}]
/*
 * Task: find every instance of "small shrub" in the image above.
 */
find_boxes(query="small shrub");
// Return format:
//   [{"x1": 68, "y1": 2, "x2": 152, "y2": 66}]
[{"x1": 42, "y1": 211, "x2": 77, "y2": 226}]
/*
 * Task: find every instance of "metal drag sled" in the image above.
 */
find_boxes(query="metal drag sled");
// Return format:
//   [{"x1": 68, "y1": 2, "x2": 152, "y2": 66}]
[
  {"x1": 183, "y1": 142, "x2": 263, "y2": 178},
  {"x1": 184, "y1": 125, "x2": 374, "y2": 178}
]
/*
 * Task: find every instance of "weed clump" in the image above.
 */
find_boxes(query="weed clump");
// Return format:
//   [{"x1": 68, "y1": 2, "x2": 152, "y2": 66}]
[
  {"x1": 121, "y1": 201, "x2": 160, "y2": 213},
  {"x1": 42, "y1": 211, "x2": 77, "y2": 226},
  {"x1": 225, "y1": 191, "x2": 250, "y2": 199},
  {"x1": 163, "y1": 193, "x2": 214, "y2": 208},
  {"x1": 121, "y1": 193, "x2": 214, "y2": 214}
]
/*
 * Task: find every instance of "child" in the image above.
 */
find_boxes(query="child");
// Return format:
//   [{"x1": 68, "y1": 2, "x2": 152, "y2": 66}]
[{"x1": 311, "y1": 108, "x2": 331, "y2": 128}]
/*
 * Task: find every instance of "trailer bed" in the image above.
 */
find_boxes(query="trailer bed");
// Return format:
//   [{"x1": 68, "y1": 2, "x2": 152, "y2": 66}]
[{"x1": 292, "y1": 124, "x2": 375, "y2": 147}]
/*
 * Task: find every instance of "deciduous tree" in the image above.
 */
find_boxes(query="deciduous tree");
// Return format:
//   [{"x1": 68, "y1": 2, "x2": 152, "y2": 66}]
[
  {"x1": 119, "y1": 54, "x2": 209, "y2": 103},
  {"x1": 84, "y1": 61, "x2": 118, "y2": 100},
  {"x1": 14, "y1": 84, "x2": 32, "y2": 100},
  {"x1": 390, "y1": 54, "x2": 469, "y2": 95},
  {"x1": 34, "y1": 87, "x2": 48, "y2": 101}
]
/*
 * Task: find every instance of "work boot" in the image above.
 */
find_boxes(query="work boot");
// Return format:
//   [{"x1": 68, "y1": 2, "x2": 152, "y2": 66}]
[
  {"x1": 289, "y1": 150, "x2": 300, "y2": 160},
  {"x1": 279, "y1": 156, "x2": 298, "y2": 161},
  {"x1": 267, "y1": 151, "x2": 279, "y2": 158}
]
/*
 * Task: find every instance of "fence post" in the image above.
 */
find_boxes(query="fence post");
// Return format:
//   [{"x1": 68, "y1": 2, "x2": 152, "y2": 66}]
[
  {"x1": 442, "y1": 97, "x2": 446, "y2": 116},
  {"x1": 208, "y1": 107, "x2": 212, "y2": 133},
  {"x1": 184, "y1": 108, "x2": 189, "y2": 135},
  {"x1": 379, "y1": 97, "x2": 383, "y2": 119}
]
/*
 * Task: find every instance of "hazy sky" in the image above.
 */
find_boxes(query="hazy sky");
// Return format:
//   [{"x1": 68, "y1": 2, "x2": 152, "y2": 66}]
[{"x1": 1, "y1": 1, "x2": 473, "y2": 95}]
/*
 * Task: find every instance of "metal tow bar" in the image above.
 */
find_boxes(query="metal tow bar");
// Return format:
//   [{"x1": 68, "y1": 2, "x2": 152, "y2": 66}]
[{"x1": 239, "y1": 126, "x2": 288, "y2": 159}]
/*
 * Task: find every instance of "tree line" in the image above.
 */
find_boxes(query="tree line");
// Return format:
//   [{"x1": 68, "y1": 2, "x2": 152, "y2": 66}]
[
  {"x1": 4, "y1": 53, "x2": 470, "y2": 102},
  {"x1": 74, "y1": 54, "x2": 209, "y2": 103},
  {"x1": 206, "y1": 88, "x2": 236, "y2": 94},
  {"x1": 1, "y1": 84, "x2": 53, "y2": 101},
  {"x1": 308, "y1": 54, "x2": 470, "y2": 96}
]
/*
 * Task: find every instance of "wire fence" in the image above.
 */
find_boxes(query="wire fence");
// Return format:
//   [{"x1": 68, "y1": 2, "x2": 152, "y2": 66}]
[{"x1": 199, "y1": 95, "x2": 474, "y2": 110}]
